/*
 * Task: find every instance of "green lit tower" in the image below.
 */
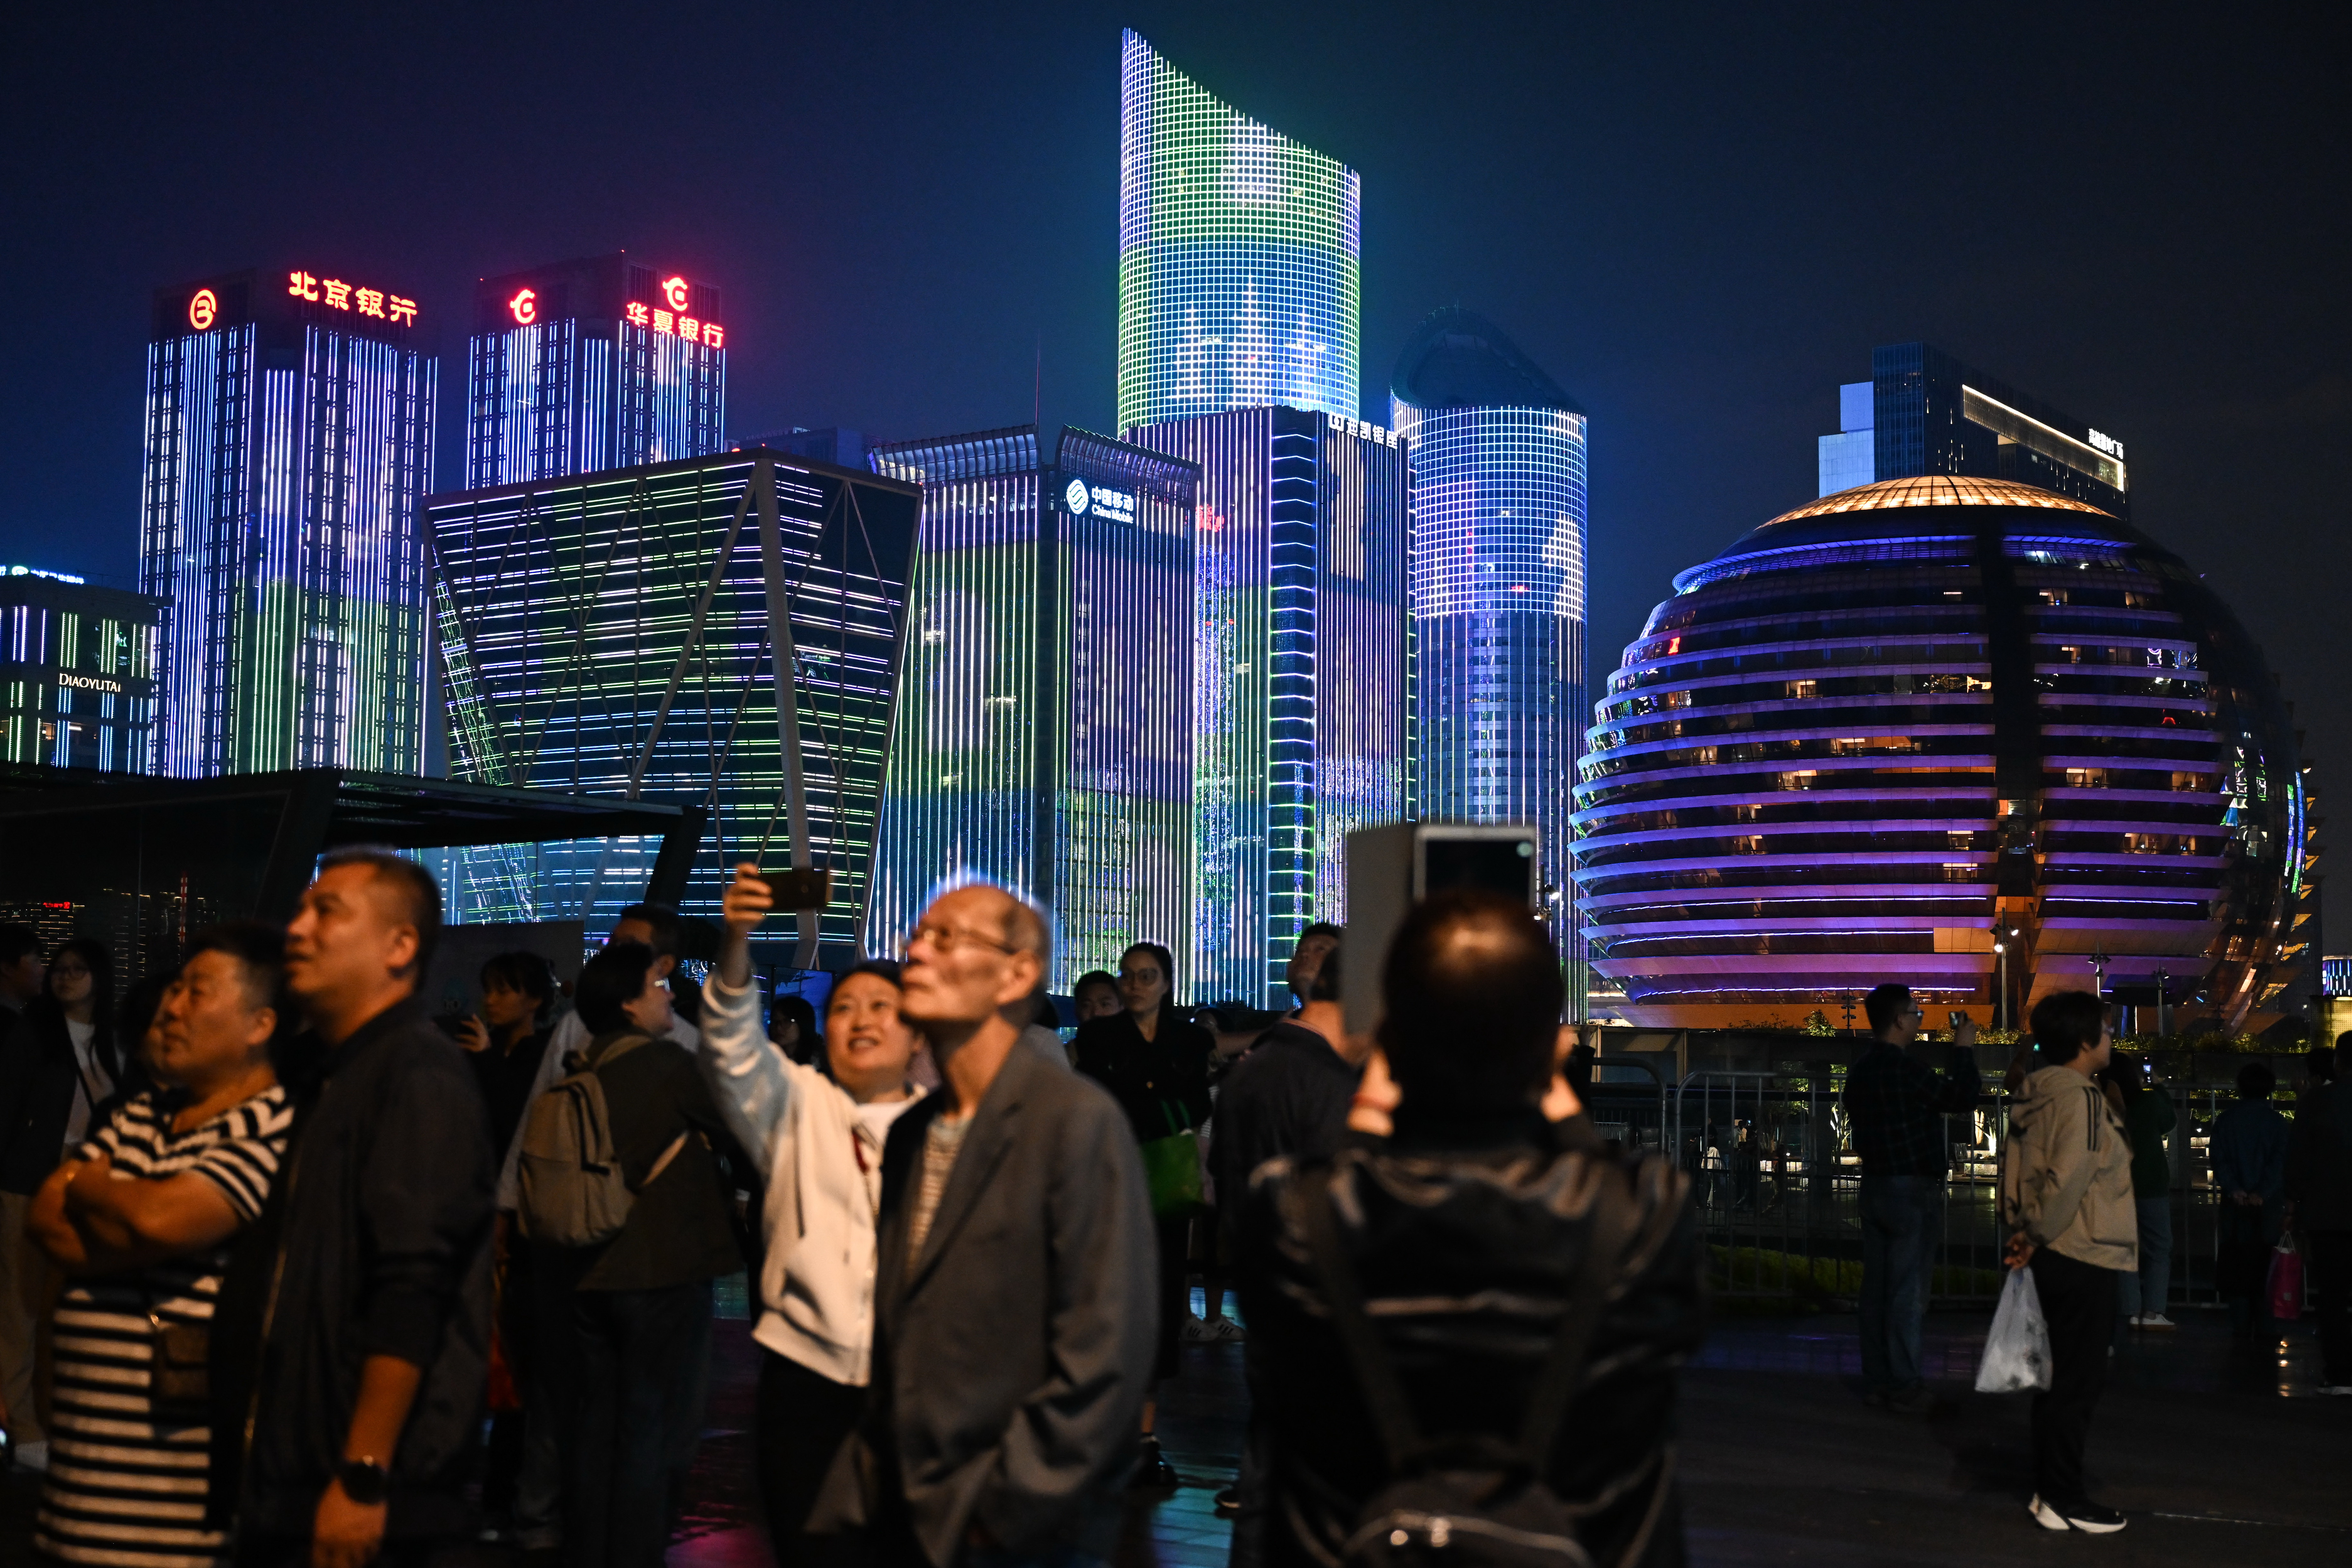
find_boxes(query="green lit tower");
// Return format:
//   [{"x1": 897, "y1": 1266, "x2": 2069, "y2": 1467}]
[{"x1": 1117, "y1": 29, "x2": 1361, "y2": 430}]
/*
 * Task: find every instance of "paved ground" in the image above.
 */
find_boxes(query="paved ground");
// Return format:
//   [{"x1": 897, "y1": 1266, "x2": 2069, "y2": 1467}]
[{"x1": 2, "y1": 1292, "x2": 2341, "y2": 1567}]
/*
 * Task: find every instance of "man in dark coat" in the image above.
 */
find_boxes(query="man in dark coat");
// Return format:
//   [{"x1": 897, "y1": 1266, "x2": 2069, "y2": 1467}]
[
  {"x1": 2287, "y1": 1036, "x2": 2352, "y2": 1394},
  {"x1": 210, "y1": 850, "x2": 495, "y2": 1568},
  {"x1": 817, "y1": 883, "x2": 1155, "y2": 1568}
]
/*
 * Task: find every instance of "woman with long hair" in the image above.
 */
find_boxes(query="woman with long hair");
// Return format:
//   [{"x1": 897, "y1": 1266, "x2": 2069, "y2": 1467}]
[{"x1": 1072, "y1": 939, "x2": 1214, "y2": 1488}]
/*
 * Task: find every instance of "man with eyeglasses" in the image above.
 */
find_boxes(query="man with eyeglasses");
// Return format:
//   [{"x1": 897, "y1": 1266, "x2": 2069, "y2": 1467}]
[
  {"x1": 1845, "y1": 982, "x2": 1980, "y2": 1414},
  {"x1": 815, "y1": 884, "x2": 1155, "y2": 1568}
]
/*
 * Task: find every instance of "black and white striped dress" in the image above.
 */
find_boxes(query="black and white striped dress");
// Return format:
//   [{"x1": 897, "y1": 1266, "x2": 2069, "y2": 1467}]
[{"x1": 35, "y1": 1087, "x2": 293, "y2": 1568}]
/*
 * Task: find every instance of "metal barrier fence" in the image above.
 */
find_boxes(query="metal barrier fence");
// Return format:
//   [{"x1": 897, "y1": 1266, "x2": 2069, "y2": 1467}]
[{"x1": 1586, "y1": 1062, "x2": 2242, "y2": 1311}]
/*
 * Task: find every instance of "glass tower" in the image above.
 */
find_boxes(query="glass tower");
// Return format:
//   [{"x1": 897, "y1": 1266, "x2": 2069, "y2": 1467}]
[
  {"x1": 1117, "y1": 29, "x2": 1361, "y2": 431},
  {"x1": 141, "y1": 266, "x2": 435, "y2": 777},
  {"x1": 1127, "y1": 407, "x2": 1413, "y2": 1006},
  {"x1": 0, "y1": 567, "x2": 162, "y2": 773},
  {"x1": 428, "y1": 452, "x2": 920, "y2": 965},
  {"x1": 1389, "y1": 309, "x2": 1588, "y2": 993},
  {"x1": 864, "y1": 427, "x2": 1200, "y2": 991},
  {"x1": 467, "y1": 254, "x2": 726, "y2": 488}
]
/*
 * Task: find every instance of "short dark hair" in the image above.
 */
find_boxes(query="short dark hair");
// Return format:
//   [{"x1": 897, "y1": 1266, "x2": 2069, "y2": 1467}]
[
  {"x1": 2315, "y1": 1045, "x2": 2339, "y2": 1083},
  {"x1": 2030, "y1": 990, "x2": 2108, "y2": 1064},
  {"x1": 185, "y1": 921, "x2": 285, "y2": 1013},
  {"x1": 1073, "y1": 969, "x2": 1117, "y2": 997},
  {"x1": 2237, "y1": 1061, "x2": 2275, "y2": 1099},
  {"x1": 0, "y1": 922, "x2": 40, "y2": 967},
  {"x1": 1298, "y1": 922, "x2": 1342, "y2": 947},
  {"x1": 770, "y1": 993, "x2": 820, "y2": 1051},
  {"x1": 1305, "y1": 943, "x2": 1342, "y2": 1004},
  {"x1": 575, "y1": 941, "x2": 657, "y2": 1036},
  {"x1": 1379, "y1": 890, "x2": 1562, "y2": 1112},
  {"x1": 480, "y1": 951, "x2": 555, "y2": 1008},
  {"x1": 1863, "y1": 984, "x2": 1913, "y2": 1033},
  {"x1": 317, "y1": 847, "x2": 443, "y2": 977},
  {"x1": 614, "y1": 903, "x2": 681, "y2": 958}
]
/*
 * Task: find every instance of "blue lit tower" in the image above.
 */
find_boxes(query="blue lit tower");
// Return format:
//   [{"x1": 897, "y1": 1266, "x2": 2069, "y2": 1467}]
[
  {"x1": 1127, "y1": 408, "x2": 1414, "y2": 1006},
  {"x1": 141, "y1": 265, "x2": 435, "y2": 776},
  {"x1": 1117, "y1": 29, "x2": 1360, "y2": 428},
  {"x1": 1390, "y1": 308, "x2": 1589, "y2": 988},
  {"x1": 467, "y1": 254, "x2": 726, "y2": 486},
  {"x1": 864, "y1": 427, "x2": 1200, "y2": 990}
]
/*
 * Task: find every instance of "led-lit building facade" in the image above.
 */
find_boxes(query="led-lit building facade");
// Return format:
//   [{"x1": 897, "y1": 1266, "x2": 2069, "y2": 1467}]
[
  {"x1": 428, "y1": 452, "x2": 920, "y2": 963},
  {"x1": 1, "y1": 567, "x2": 162, "y2": 773},
  {"x1": 1117, "y1": 29, "x2": 1361, "y2": 430},
  {"x1": 468, "y1": 254, "x2": 726, "y2": 486},
  {"x1": 1574, "y1": 475, "x2": 2311, "y2": 1032},
  {"x1": 865, "y1": 427, "x2": 1200, "y2": 989},
  {"x1": 1816, "y1": 343, "x2": 2130, "y2": 516},
  {"x1": 141, "y1": 266, "x2": 435, "y2": 777},
  {"x1": 1128, "y1": 406, "x2": 1413, "y2": 1005},
  {"x1": 1390, "y1": 308, "x2": 1588, "y2": 994}
]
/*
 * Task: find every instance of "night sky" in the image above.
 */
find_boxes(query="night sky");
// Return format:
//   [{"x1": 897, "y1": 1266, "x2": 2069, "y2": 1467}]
[{"x1": 5, "y1": 3, "x2": 2343, "y2": 931}]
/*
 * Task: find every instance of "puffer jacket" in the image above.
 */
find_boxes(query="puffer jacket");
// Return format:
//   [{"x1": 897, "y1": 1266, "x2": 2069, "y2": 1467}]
[
  {"x1": 1234, "y1": 1111, "x2": 1704, "y2": 1568},
  {"x1": 2003, "y1": 1065, "x2": 2137, "y2": 1270}
]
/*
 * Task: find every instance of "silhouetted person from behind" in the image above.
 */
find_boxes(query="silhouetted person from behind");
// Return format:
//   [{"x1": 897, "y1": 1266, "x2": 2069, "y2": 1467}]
[{"x1": 1235, "y1": 891, "x2": 1703, "y2": 1568}]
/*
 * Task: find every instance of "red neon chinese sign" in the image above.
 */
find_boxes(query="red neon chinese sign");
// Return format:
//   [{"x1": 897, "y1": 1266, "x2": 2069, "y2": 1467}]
[
  {"x1": 188, "y1": 288, "x2": 218, "y2": 330},
  {"x1": 624, "y1": 293, "x2": 725, "y2": 349},
  {"x1": 288, "y1": 270, "x2": 417, "y2": 326},
  {"x1": 509, "y1": 288, "x2": 537, "y2": 325}
]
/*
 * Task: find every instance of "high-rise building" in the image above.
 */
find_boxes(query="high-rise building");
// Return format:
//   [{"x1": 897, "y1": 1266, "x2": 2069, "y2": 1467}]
[
  {"x1": 737, "y1": 428, "x2": 865, "y2": 468},
  {"x1": 1814, "y1": 343, "x2": 2129, "y2": 515},
  {"x1": 428, "y1": 451, "x2": 920, "y2": 965},
  {"x1": 142, "y1": 265, "x2": 436, "y2": 777},
  {"x1": 864, "y1": 427, "x2": 1200, "y2": 989},
  {"x1": 1127, "y1": 407, "x2": 1413, "y2": 1006},
  {"x1": 1, "y1": 565, "x2": 162, "y2": 773},
  {"x1": 1117, "y1": 29, "x2": 1361, "y2": 431},
  {"x1": 467, "y1": 253, "x2": 726, "y2": 488},
  {"x1": 1389, "y1": 308, "x2": 1588, "y2": 994}
]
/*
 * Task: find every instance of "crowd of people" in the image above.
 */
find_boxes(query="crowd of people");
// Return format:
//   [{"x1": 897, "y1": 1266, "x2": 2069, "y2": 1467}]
[{"x1": 0, "y1": 867, "x2": 2345, "y2": 1568}]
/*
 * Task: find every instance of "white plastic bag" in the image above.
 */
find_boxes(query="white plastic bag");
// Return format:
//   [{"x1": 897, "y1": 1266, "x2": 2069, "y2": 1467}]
[{"x1": 1975, "y1": 1267, "x2": 2052, "y2": 1394}]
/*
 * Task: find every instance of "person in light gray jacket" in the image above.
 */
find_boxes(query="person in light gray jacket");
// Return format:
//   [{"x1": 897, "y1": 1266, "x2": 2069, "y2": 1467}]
[
  {"x1": 702, "y1": 864, "x2": 929, "y2": 1568},
  {"x1": 2000, "y1": 991, "x2": 2137, "y2": 1536}
]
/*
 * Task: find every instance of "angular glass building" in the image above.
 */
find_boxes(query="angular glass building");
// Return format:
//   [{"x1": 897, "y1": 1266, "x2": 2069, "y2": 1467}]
[
  {"x1": 1390, "y1": 307, "x2": 1589, "y2": 989},
  {"x1": 1574, "y1": 475, "x2": 2311, "y2": 1032},
  {"x1": 142, "y1": 266, "x2": 435, "y2": 776},
  {"x1": 1127, "y1": 407, "x2": 1413, "y2": 1005},
  {"x1": 1117, "y1": 29, "x2": 1361, "y2": 430},
  {"x1": 467, "y1": 253, "x2": 726, "y2": 488},
  {"x1": 864, "y1": 427, "x2": 1200, "y2": 990},
  {"x1": 0, "y1": 566, "x2": 162, "y2": 773},
  {"x1": 428, "y1": 451, "x2": 920, "y2": 965}
]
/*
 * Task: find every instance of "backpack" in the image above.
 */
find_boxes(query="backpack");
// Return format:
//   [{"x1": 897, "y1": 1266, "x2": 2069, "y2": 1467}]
[
  {"x1": 515, "y1": 1034, "x2": 689, "y2": 1248},
  {"x1": 1301, "y1": 1161, "x2": 1671, "y2": 1568}
]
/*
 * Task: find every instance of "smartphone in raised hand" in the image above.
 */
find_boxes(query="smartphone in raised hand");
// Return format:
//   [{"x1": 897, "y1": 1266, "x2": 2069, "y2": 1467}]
[{"x1": 765, "y1": 867, "x2": 833, "y2": 909}]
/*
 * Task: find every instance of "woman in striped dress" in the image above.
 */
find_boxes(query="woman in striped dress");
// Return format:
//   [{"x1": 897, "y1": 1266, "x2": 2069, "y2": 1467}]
[{"x1": 26, "y1": 925, "x2": 294, "y2": 1568}]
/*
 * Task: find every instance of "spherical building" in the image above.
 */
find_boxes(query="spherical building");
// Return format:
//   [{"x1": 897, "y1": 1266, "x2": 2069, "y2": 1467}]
[
  {"x1": 1572, "y1": 475, "x2": 2310, "y2": 1031},
  {"x1": 1390, "y1": 308, "x2": 1588, "y2": 974}
]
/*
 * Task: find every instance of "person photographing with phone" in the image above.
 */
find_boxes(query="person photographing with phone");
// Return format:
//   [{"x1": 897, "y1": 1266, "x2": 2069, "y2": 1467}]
[{"x1": 1843, "y1": 985, "x2": 1981, "y2": 1414}]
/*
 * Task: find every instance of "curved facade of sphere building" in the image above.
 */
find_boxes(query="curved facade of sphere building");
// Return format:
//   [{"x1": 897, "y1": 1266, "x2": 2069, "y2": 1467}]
[
  {"x1": 1574, "y1": 475, "x2": 2309, "y2": 1031},
  {"x1": 1117, "y1": 29, "x2": 1361, "y2": 429},
  {"x1": 1389, "y1": 308, "x2": 1588, "y2": 973}
]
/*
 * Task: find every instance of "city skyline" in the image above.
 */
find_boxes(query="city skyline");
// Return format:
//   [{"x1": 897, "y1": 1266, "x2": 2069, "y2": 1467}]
[{"x1": 3, "y1": 4, "x2": 2342, "y2": 932}]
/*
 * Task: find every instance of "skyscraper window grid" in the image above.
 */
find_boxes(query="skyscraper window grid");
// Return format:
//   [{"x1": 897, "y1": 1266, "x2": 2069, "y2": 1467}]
[
  {"x1": 141, "y1": 272, "x2": 435, "y2": 778},
  {"x1": 1391, "y1": 310, "x2": 1590, "y2": 990},
  {"x1": 1117, "y1": 29, "x2": 1361, "y2": 430},
  {"x1": 0, "y1": 573, "x2": 160, "y2": 773}
]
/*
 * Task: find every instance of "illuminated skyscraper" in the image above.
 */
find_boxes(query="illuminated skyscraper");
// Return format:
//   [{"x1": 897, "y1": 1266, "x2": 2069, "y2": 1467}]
[
  {"x1": 1, "y1": 565, "x2": 162, "y2": 773},
  {"x1": 1117, "y1": 29, "x2": 1361, "y2": 430},
  {"x1": 1390, "y1": 308, "x2": 1588, "y2": 993},
  {"x1": 429, "y1": 451, "x2": 920, "y2": 963},
  {"x1": 468, "y1": 254, "x2": 726, "y2": 486},
  {"x1": 864, "y1": 427, "x2": 1200, "y2": 989},
  {"x1": 141, "y1": 265, "x2": 435, "y2": 777},
  {"x1": 1127, "y1": 407, "x2": 1413, "y2": 1005}
]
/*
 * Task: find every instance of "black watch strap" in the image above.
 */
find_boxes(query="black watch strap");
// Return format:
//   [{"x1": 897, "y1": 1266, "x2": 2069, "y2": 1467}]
[{"x1": 337, "y1": 1457, "x2": 390, "y2": 1506}]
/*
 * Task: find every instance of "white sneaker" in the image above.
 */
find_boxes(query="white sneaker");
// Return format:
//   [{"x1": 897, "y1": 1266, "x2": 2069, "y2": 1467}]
[
  {"x1": 15, "y1": 1439, "x2": 49, "y2": 1473},
  {"x1": 2317, "y1": 1383, "x2": 2352, "y2": 1396},
  {"x1": 2139, "y1": 1313, "x2": 2177, "y2": 1330},
  {"x1": 1204, "y1": 1316, "x2": 1248, "y2": 1343},
  {"x1": 2029, "y1": 1495, "x2": 2071, "y2": 1532},
  {"x1": 1179, "y1": 1313, "x2": 1211, "y2": 1344}
]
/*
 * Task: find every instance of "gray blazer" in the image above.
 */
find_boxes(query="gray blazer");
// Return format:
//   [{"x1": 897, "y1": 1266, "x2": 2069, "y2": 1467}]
[{"x1": 817, "y1": 1038, "x2": 1155, "y2": 1565}]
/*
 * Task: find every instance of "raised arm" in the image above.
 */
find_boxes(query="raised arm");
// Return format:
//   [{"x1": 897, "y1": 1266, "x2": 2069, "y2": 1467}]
[{"x1": 698, "y1": 863, "x2": 801, "y2": 1158}]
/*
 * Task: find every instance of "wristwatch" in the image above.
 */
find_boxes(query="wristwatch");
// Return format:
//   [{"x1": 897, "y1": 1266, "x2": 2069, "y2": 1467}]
[{"x1": 337, "y1": 1457, "x2": 390, "y2": 1506}]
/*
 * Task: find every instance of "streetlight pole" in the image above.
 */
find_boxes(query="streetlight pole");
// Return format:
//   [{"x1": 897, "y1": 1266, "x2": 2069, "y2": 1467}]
[{"x1": 1994, "y1": 935, "x2": 2008, "y2": 1033}]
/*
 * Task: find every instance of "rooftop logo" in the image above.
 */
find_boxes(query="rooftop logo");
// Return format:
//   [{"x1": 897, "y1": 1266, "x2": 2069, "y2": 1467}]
[
  {"x1": 188, "y1": 288, "x2": 217, "y2": 330},
  {"x1": 2087, "y1": 428, "x2": 2125, "y2": 459},
  {"x1": 1065, "y1": 479, "x2": 1136, "y2": 525},
  {"x1": 1064, "y1": 478, "x2": 1091, "y2": 514},
  {"x1": 509, "y1": 288, "x2": 537, "y2": 325}
]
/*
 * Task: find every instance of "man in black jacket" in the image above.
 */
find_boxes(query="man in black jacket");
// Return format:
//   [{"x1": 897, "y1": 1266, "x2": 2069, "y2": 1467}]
[
  {"x1": 2287, "y1": 1038, "x2": 2352, "y2": 1394},
  {"x1": 817, "y1": 883, "x2": 1156, "y2": 1568},
  {"x1": 1235, "y1": 892, "x2": 1704, "y2": 1568},
  {"x1": 211, "y1": 849, "x2": 495, "y2": 1568}
]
